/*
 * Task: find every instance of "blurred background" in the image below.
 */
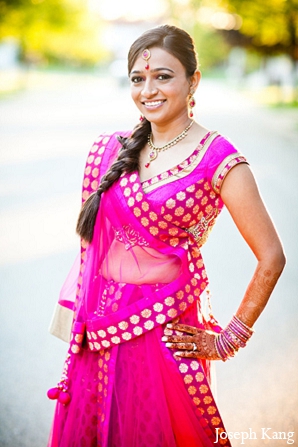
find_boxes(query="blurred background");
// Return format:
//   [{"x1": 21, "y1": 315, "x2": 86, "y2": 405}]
[
  {"x1": 1, "y1": 0, "x2": 298, "y2": 103},
  {"x1": 0, "y1": 0, "x2": 297, "y2": 446},
  {"x1": 0, "y1": 0, "x2": 298, "y2": 106}
]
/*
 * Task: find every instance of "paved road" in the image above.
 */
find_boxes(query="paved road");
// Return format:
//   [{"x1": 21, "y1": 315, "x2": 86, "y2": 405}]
[{"x1": 0, "y1": 72, "x2": 297, "y2": 447}]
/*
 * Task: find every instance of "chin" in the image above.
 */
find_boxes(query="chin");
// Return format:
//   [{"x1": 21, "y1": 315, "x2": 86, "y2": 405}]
[{"x1": 143, "y1": 112, "x2": 169, "y2": 125}]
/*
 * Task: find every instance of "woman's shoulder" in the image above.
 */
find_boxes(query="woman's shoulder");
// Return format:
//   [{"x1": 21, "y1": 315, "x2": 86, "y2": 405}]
[
  {"x1": 204, "y1": 133, "x2": 249, "y2": 194},
  {"x1": 81, "y1": 130, "x2": 132, "y2": 201},
  {"x1": 209, "y1": 133, "x2": 242, "y2": 158}
]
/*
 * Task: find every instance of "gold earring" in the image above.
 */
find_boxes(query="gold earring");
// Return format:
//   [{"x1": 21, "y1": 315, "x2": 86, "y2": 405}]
[{"x1": 188, "y1": 93, "x2": 196, "y2": 118}]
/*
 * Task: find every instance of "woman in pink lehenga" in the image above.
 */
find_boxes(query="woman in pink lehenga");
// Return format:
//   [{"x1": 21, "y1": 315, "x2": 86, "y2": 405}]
[{"x1": 47, "y1": 25, "x2": 285, "y2": 447}]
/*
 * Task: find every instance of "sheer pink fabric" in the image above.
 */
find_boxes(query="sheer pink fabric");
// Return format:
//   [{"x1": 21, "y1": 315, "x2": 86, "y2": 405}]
[
  {"x1": 49, "y1": 288, "x2": 214, "y2": 447},
  {"x1": 48, "y1": 131, "x2": 247, "y2": 447},
  {"x1": 58, "y1": 254, "x2": 80, "y2": 310}
]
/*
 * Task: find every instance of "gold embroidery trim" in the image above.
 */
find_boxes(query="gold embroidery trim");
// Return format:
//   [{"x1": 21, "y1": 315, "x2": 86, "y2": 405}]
[
  {"x1": 184, "y1": 208, "x2": 218, "y2": 246},
  {"x1": 142, "y1": 131, "x2": 219, "y2": 193},
  {"x1": 113, "y1": 224, "x2": 149, "y2": 250},
  {"x1": 212, "y1": 153, "x2": 248, "y2": 194}
]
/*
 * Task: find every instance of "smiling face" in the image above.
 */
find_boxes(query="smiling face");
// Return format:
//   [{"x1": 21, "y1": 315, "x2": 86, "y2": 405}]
[{"x1": 130, "y1": 47, "x2": 199, "y2": 127}]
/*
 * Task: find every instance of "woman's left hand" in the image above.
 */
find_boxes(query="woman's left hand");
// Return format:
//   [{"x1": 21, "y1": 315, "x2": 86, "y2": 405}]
[{"x1": 162, "y1": 322, "x2": 221, "y2": 360}]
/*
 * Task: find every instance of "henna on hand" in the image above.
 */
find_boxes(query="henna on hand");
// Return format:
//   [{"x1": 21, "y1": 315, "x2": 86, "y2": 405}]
[
  {"x1": 162, "y1": 264, "x2": 284, "y2": 360},
  {"x1": 162, "y1": 323, "x2": 221, "y2": 360}
]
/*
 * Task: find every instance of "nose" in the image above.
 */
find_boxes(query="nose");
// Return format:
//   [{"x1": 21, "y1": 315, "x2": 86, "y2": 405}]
[{"x1": 141, "y1": 78, "x2": 158, "y2": 97}]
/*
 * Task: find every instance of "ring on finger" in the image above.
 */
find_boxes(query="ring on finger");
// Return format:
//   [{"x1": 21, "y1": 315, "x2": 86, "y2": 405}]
[{"x1": 192, "y1": 342, "x2": 198, "y2": 351}]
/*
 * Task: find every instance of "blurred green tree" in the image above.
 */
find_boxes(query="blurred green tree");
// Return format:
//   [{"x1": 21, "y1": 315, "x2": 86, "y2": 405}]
[
  {"x1": 0, "y1": 0, "x2": 109, "y2": 66},
  {"x1": 165, "y1": 0, "x2": 230, "y2": 69},
  {"x1": 192, "y1": 0, "x2": 298, "y2": 63},
  {"x1": 192, "y1": 23, "x2": 230, "y2": 70}
]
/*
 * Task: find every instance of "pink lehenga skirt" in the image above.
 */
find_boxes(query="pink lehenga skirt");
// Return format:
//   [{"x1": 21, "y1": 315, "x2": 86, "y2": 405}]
[{"x1": 48, "y1": 281, "x2": 218, "y2": 447}]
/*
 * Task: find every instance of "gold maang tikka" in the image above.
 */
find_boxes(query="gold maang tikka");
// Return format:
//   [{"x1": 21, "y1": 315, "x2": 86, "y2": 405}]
[{"x1": 142, "y1": 49, "x2": 151, "y2": 70}]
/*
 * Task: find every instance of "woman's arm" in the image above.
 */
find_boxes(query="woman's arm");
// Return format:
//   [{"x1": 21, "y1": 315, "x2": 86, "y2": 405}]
[
  {"x1": 163, "y1": 163, "x2": 286, "y2": 360},
  {"x1": 220, "y1": 163, "x2": 286, "y2": 327}
]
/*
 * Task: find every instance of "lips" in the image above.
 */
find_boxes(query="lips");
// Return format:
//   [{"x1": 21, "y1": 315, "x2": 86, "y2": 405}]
[{"x1": 142, "y1": 100, "x2": 166, "y2": 108}]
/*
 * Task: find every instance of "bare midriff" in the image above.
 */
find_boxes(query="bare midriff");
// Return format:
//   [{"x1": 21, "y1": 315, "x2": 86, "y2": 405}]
[{"x1": 101, "y1": 240, "x2": 181, "y2": 285}]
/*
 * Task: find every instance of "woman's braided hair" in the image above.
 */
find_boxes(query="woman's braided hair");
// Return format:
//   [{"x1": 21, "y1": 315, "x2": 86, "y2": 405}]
[{"x1": 76, "y1": 24, "x2": 198, "y2": 242}]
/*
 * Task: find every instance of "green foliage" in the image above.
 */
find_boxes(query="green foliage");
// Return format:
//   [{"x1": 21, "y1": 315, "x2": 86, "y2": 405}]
[
  {"x1": 164, "y1": 0, "x2": 230, "y2": 68},
  {"x1": 0, "y1": 0, "x2": 109, "y2": 66},
  {"x1": 202, "y1": 0, "x2": 298, "y2": 60},
  {"x1": 193, "y1": 23, "x2": 230, "y2": 69}
]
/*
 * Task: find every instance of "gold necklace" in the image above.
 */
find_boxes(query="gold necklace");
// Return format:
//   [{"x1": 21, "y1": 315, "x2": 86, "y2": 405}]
[{"x1": 145, "y1": 120, "x2": 194, "y2": 168}]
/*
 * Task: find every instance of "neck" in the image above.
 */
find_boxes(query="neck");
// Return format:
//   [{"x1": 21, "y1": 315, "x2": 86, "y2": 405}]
[{"x1": 150, "y1": 116, "x2": 193, "y2": 145}]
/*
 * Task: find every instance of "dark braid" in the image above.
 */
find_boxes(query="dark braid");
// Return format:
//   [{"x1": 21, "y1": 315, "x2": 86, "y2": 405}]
[
  {"x1": 76, "y1": 24, "x2": 198, "y2": 242},
  {"x1": 76, "y1": 118, "x2": 151, "y2": 242}
]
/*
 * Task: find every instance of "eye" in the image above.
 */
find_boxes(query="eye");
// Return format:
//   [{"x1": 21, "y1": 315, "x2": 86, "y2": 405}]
[
  {"x1": 157, "y1": 74, "x2": 172, "y2": 81},
  {"x1": 130, "y1": 76, "x2": 144, "y2": 84}
]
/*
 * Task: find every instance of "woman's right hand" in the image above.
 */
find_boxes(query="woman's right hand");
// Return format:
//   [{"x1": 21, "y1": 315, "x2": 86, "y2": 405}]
[{"x1": 162, "y1": 322, "x2": 221, "y2": 361}]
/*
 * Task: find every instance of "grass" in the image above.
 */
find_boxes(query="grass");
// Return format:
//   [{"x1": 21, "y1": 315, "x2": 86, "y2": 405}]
[{"x1": 270, "y1": 100, "x2": 298, "y2": 109}]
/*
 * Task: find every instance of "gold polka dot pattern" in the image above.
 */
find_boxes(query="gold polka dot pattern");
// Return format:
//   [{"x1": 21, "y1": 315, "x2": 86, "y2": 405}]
[
  {"x1": 72, "y1": 134, "x2": 122, "y2": 336},
  {"x1": 207, "y1": 406, "x2": 217, "y2": 415},
  {"x1": 174, "y1": 355, "x2": 230, "y2": 445},
  {"x1": 211, "y1": 417, "x2": 221, "y2": 426},
  {"x1": 184, "y1": 374, "x2": 193, "y2": 384}
]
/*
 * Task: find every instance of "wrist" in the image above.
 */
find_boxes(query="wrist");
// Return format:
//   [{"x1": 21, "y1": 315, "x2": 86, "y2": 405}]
[{"x1": 215, "y1": 315, "x2": 254, "y2": 362}]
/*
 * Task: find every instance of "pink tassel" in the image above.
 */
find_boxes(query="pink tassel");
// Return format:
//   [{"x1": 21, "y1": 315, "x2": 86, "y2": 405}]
[
  {"x1": 58, "y1": 391, "x2": 71, "y2": 405},
  {"x1": 47, "y1": 387, "x2": 71, "y2": 405},
  {"x1": 47, "y1": 387, "x2": 60, "y2": 400}
]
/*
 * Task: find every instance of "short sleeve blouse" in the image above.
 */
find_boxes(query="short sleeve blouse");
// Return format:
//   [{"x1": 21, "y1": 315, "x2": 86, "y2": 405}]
[{"x1": 204, "y1": 134, "x2": 248, "y2": 194}]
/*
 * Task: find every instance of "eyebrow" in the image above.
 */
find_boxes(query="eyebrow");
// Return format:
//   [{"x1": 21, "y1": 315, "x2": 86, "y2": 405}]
[{"x1": 130, "y1": 67, "x2": 175, "y2": 75}]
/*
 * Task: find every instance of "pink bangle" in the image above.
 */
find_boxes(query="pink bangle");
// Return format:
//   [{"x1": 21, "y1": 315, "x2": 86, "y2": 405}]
[{"x1": 215, "y1": 315, "x2": 254, "y2": 362}]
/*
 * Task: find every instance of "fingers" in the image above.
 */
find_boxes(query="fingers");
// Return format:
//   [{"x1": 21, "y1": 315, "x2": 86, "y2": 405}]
[
  {"x1": 174, "y1": 350, "x2": 202, "y2": 359},
  {"x1": 166, "y1": 342, "x2": 195, "y2": 351},
  {"x1": 167, "y1": 323, "x2": 199, "y2": 335},
  {"x1": 162, "y1": 326, "x2": 221, "y2": 361},
  {"x1": 162, "y1": 335, "x2": 199, "y2": 343}
]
